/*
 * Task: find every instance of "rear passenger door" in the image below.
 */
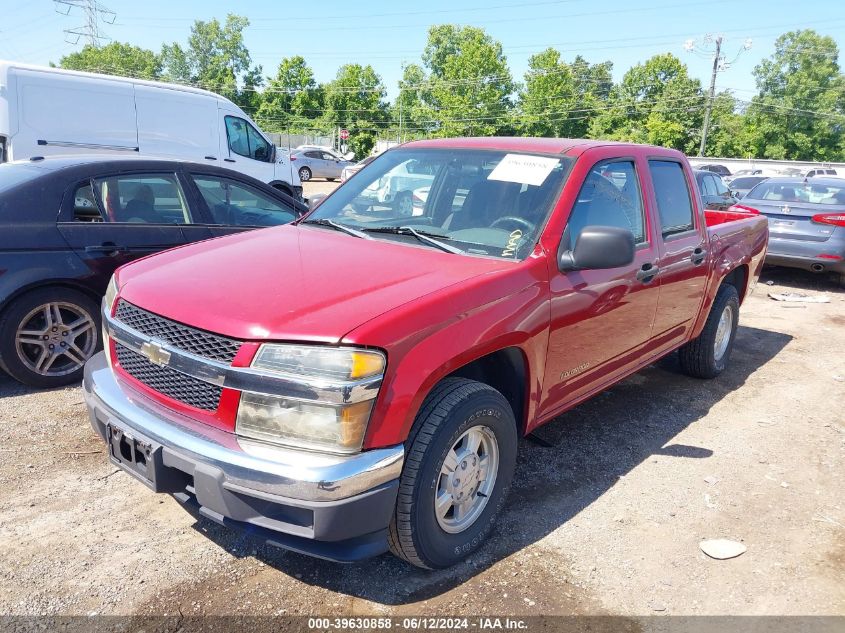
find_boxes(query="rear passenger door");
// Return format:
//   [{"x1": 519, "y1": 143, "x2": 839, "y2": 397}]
[
  {"x1": 56, "y1": 172, "x2": 212, "y2": 272},
  {"x1": 646, "y1": 159, "x2": 709, "y2": 346},
  {"x1": 187, "y1": 173, "x2": 299, "y2": 237}
]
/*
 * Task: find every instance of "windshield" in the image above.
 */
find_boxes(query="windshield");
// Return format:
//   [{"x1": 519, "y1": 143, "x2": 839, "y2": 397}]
[
  {"x1": 304, "y1": 148, "x2": 571, "y2": 260},
  {"x1": 745, "y1": 181, "x2": 845, "y2": 205},
  {"x1": 730, "y1": 177, "x2": 765, "y2": 189}
]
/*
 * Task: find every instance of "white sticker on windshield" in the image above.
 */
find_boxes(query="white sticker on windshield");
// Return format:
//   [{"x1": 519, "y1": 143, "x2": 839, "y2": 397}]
[{"x1": 487, "y1": 153, "x2": 560, "y2": 186}]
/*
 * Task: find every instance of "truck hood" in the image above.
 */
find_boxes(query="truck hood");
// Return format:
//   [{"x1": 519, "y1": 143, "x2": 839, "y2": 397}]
[{"x1": 118, "y1": 224, "x2": 516, "y2": 342}]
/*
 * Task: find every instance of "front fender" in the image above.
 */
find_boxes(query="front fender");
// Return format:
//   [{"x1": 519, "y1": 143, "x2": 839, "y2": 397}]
[{"x1": 344, "y1": 259, "x2": 551, "y2": 449}]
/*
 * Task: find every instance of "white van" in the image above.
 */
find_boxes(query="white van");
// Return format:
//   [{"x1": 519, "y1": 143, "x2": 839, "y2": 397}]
[{"x1": 0, "y1": 61, "x2": 302, "y2": 199}]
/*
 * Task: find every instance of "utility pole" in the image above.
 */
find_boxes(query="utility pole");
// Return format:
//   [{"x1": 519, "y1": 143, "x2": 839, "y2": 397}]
[
  {"x1": 685, "y1": 35, "x2": 752, "y2": 157},
  {"x1": 54, "y1": 0, "x2": 116, "y2": 47},
  {"x1": 699, "y1": 36, "x2": 722, "y2": 157}
]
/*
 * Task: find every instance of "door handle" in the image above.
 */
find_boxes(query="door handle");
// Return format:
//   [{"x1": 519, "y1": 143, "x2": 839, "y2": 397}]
[
  {"x1": 204, "y1": 155, "x2": 217, "y2": 160},
  {"x1": 636, "y1": 263, "x2": 659, "y2": 282},
  {"x1": 224, "y1": 158, "x2": 236, "y2": 163},
  {"x1": 691, "y1": 247, "x2": 707, "y2": 265},
  {"x1": 85, "y1": 243, "x2": 128, "y2": 254}
]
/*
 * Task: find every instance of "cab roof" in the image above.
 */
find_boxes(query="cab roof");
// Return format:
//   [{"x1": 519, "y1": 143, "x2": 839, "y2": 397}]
[{"x1": 401, "y1": 136, "x2": 682, "y2": 158}]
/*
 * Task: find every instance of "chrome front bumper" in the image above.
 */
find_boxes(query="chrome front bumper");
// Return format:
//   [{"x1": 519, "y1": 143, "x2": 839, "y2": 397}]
[{"x1": 83, "y1": 352, "x2": 403, "y2": 558}]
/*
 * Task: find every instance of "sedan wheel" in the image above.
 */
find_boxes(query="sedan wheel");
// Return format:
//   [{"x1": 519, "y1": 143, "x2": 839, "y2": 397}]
[
  {"x1": 0, "y1": 288, "x2": 101, "y2": 388},
  {"x1": 299, "y1": 167, "x2": 312, "y2": 182}
]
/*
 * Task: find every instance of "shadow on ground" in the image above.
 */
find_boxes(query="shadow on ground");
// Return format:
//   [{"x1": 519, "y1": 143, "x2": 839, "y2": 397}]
[
  {"x1": 185, "y1": 324, "x2": 792, "y2": 605},
  {"x1": 760, "y1": 265, "x2": 844, "y2": 293}
]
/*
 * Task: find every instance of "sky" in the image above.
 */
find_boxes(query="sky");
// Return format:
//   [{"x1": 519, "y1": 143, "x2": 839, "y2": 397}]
[{"x1": 1, "y1": 0, "x2": 844, "y2": 103}]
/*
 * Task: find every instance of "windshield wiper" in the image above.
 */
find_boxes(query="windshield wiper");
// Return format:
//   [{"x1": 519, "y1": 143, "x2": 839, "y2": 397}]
[
  {"x1": 364, "y1": 226, "x2": 464, "y2": 254},
  {"x1": 301, "y1": 218, "x2": 371, "y2": 239}
]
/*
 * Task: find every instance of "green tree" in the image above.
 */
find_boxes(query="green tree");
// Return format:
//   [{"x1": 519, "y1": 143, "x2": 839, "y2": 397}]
[
  {"x1": 518, "y1": 49, "x2": 613, "y2": 138},
  {"x1": 394, "y1": 63, "x2": 429, "y2": 139},
  {"x1": 58, "y1": 42, "x2": 162, "y2": 79},
  {"x1": 746, "y1": 30, "x2": 845, "y2": 160},
  {"x1": 255, "y1": 56, "x2": 324, "y2": 132},
  {"x1": 590, "y1": 53, "x2": 704, "y2": 153},
  {"x1": 415, "y1": 25, "x2": 515, "y2": 137},
  {"x1": 160, "y1": 14, "x2": 262, "y2": 109},
  {"x1": 324, "y1": 64, "x2": 389, "y2": 158}
]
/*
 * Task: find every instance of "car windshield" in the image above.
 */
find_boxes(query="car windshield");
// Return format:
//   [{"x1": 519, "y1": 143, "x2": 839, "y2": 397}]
[
  {"x1": 730, "y1": 177, "x2": 765, "y2": 189},
  {"x1": 304, "y1": 148, "x2": 571, "y2": 260},
  {"x1": 745, "y1": 181, "x2": 845, "y2": 205}
]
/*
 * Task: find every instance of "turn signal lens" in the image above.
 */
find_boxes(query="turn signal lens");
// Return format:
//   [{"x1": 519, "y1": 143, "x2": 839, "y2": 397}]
[
  {"x1": 727, "y1": 204, "x2": 760, "y2": 214},
  {"x1": 812, "y1": 213, "x2": 845, "y2": 227}
]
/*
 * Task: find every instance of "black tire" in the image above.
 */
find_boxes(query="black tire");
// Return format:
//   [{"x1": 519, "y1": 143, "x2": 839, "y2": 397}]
[
  {"x1": 326, "y1": 177, "x2": 336, "y2": 182},
  {"x1": 0, "y1": 287, "x2": 101, "y2": 388},
  {"x1": 273, "y1": 184, "x2": 293, "y2": 198},
  {"x1": 298, "y1": 167, "x2": 312, "y2": 182},
  {"x1": 388, "y1": 377, "x2": 518, "y2": 569},
  {"x1": 678, "y1": 283, "x2": 739, "y2": 379}
]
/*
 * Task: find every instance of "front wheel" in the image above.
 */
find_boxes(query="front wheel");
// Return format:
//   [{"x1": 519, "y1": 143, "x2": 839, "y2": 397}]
[
  {"x1": 678, "y1": 283, "x2": 739, "y2": 379},
  {"x1": 388, "y1": 378, "x2": 517, "y2": 569},
  {"x1": 0, "y1": 287, "x2": 101, "y2": 388},
  {"x1": 298, "y1": 167, "x2": 312, "y2": 182}
]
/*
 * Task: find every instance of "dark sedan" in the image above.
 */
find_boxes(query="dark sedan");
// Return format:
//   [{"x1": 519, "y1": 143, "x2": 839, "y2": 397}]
[
  {"x1": 694, "y1": 169, "x2": 738, "y2": 210},
  {"x1": 0, "y1": 156, "x2": 306, "y2": 387},
  {"x1": 742, "y1": 177, "x2": 845, "y2": 284}
]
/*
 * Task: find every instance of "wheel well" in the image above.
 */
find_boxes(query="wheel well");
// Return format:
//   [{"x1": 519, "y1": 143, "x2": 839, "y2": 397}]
[
  {"x1": 446, "y1": 347, "x2": 528, "y2": 432},
  {"x1": 721, "y1": 264, "x2": 749, "y2": 303},
  {"x1": 0, "y1": 281, "x2": 101, "y2": 318},
  {"x1": 271, "y1": 183, "x2": 293, "y2": 196}
]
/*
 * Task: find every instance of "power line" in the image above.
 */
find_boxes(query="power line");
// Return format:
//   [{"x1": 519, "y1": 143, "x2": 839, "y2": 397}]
[{"x1": 54, "y1": 0, "x2": 116, "y2": 47}]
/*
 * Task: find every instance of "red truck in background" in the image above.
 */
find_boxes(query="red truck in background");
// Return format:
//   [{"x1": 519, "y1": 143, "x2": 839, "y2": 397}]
[{"x1": 83, "y1": 138, "x2": 768, "y2": 568}]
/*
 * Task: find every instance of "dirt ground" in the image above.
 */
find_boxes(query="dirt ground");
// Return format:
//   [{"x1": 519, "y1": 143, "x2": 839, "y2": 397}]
[{"x1": 0, "y1": 265, "x2": 843, "y2": 618}]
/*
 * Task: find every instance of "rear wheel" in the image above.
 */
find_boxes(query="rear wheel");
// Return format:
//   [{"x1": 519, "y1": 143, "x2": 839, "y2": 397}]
[
  {"x1": 273, "y1": 184, "x2": 293, "y2": 198},
  {"x1": 393, "y1": 190, "x2": 413, "y2": 216},
  {"x1": 298, "y1": 167, "x2": 312, "y2": 182},
  {"x1": 388, "y1": 377, "x2": 517, "y2": 569},
  {"x1": 0, "y1": 287, "x2": 101, "y2": 388},
  {"x1": 678, "y1": 283, "x2": 739, "y2": 379}
]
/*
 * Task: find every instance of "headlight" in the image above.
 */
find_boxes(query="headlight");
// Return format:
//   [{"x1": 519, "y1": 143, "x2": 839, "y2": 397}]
[
  {"x1": 102, "y1": 274, "x2": 120, "y2": 368},
  {"x1": 104, "y1": 274, "x2": 119, "y2": 313},
  {"x1": 235, "y1": 345, "x2": 386, "y2": 454}
]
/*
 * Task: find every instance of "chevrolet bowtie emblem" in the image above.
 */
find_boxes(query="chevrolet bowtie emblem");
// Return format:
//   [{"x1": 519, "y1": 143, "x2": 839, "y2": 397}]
[
  {"x1": 782, "y1": 205, "x2": 791, "y2": 215},
  {"x1": 139, "y1": 340, "x2": 171, "y2": 367}
]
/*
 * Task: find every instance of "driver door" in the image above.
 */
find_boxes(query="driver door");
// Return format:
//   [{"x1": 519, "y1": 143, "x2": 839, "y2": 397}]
[
  {"x1": 220, "y1": 112, "x2": 275, "y2": 184},
  {"x1": 540, "y1": 155, "x2": 661, "y2": 416}
]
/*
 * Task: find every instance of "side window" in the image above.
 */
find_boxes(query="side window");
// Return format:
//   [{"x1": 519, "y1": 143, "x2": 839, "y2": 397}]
[
  {"x1": 566, "y1": 160, "x2": 646, "y2": 246},
  {"x1": 192, "y1": 176, "x2": 296, "y2": 227},
  {"x1": 92, "y1": 174, "x2": 191, "y2": 224},
  {"x1": 226, "y1": 116, "x2": 272, "y2": 162},
  {"x1": 712, "y1": 175, "x2": 729, "y2": 196},
  {"x1": 72, "y1": 182, "x2": 103, "y2": 222},
  {"x1": 305, "y1": 151, "x2": 321, "y2": 159},
  {"x1": 700, "y1": 175, "x2": 717, "y2": 197},
  {"x1": 648, "y1": 160, "x2": 695, "y2": 238},
  {"x1": 246, "y1": 124, "x2": 272, "y2": 162},
  {"x1": 321, "y1": 152, "x2": 337, "y2": 161},
  {"x1": 225, "y1": 116, "x2": 251, "y2": 158}
]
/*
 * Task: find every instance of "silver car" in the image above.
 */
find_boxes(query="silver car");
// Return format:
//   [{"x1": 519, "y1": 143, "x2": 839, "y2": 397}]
[
  {"x1": 291, "y1": 149, "x2": 355, "y2": 182},
  {"x1": 742, "y1": 177, "x2": 845, "y2": 283}
]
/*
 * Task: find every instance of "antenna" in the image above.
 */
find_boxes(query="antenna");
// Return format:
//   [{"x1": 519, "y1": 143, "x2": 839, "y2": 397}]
[{"x1": 54, "y1": 0, "x2": 116, "y2": 47}]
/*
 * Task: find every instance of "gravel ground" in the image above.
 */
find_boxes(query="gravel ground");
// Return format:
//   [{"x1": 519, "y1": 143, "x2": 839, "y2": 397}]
[{"x1": 0, "y1": 266, "x2": 843, "y2": 618}]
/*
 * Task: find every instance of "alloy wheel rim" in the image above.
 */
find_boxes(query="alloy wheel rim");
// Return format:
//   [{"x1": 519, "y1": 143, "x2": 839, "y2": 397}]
[
  {"x1": 15, "y1": 302, "x2": 96, "y2": 376},
  {"x1": 435, "y1": 425, "x2": 500, "y2": 534},
  {"x1": 713, "y1": 303, "x2": 734, "y2": 362}
]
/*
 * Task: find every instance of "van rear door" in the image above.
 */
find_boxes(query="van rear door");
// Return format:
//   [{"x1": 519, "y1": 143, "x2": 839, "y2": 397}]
[{"x1": 13, "y1": 68, "x2": 137, "y2": 157}]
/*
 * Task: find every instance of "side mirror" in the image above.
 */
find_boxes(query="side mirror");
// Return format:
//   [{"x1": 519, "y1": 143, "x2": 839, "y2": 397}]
[
  {"x1": 308, "y1": 193, "x2": 327, "y2": 211},
  {"x1": 559, "y1": 226, "x2": 635, "y2": 272}
]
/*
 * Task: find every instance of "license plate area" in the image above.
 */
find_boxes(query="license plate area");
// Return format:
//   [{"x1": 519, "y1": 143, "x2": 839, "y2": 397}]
[{"x1": 108, "y1": 424, "x2": 159, "y2": 489}]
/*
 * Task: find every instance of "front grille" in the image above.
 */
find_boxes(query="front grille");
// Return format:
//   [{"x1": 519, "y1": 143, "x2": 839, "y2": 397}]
[
  {"x1": 115, "y1": 300, "x2": 241, "y2": 363},
  {"x1": 115, "y1": 344, "x2": 222, "y2": 411}
]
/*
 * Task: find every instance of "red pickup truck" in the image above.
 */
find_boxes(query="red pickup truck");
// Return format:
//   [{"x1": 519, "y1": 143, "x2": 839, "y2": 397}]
[{"x1": 84, "y1": 138, "x2": 768, "y2": 568}]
